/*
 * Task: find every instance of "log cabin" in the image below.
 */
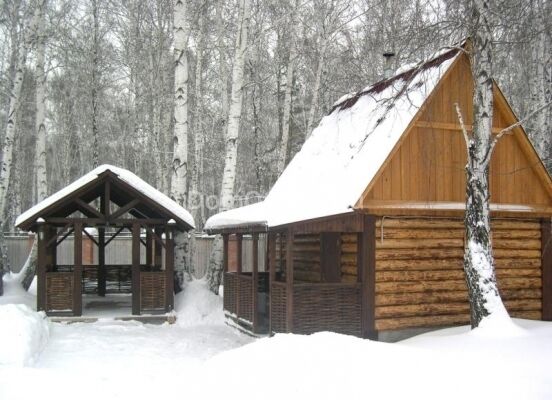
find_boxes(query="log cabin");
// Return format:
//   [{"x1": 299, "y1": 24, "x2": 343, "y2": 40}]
[
  {"x1": 205, "y1": 46, "x2": 552, "y2": 341},
  {"x1": 15, "y1": 165, "x2": 194, "y2": 318}
]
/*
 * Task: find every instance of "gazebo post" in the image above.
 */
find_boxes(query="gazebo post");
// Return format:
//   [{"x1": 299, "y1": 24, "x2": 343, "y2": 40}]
[
  {"x1": 236, "y1": 234, "x2": 242, "y2": 319},
  {"x1": 73, "y1": 222, "x2": 83, "y2": 316},
  {"x1": 154, "y1": 227, "x2": 163, "y2": 268},
  {"x1": 131, "y1": 222, "x2": 141, "y2": 315},
  {"x1": 37, "y1": 219, "x2": 47, "y2": 312},
  {"x1": 286, "y1": 229, "x2": 294, "y2": 332},
  {"x1": 252, "y1": 233, "x2": 259, "y2": 333},
  {"x1": 146, "y1": 227, "x2": 153, "y2": 267},
  {"x1": 98, "y1": 193, "x2": 106, "y2": 296},
  {"x1": 165, "y1": 221, "x2": 176, "y2": 312}
]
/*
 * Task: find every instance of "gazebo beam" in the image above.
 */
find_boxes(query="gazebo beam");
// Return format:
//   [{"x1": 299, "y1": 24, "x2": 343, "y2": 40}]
[
  {"x1": 73, "y1": 222, "x2": 83, "y2": 316},
  {"x1": 131, "y1": 222, "x2": 141, "y2": 315},
  {"x1": 252, "y1": 233, "x2": 259, "y2": 333},
  {"x1": 286, "y1": 229, "x2": 294, "y2": 332}
]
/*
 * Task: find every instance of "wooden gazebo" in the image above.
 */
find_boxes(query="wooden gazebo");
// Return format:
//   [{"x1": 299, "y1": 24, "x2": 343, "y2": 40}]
[{"x1": 16, "y1": 165, "x2": 194, "y2": 317}]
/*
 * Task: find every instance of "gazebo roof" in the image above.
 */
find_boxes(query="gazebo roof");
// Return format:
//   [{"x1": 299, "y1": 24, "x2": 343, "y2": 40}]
[{"x1": 16, "y1": 164, "x2": 195, "y2": 231}]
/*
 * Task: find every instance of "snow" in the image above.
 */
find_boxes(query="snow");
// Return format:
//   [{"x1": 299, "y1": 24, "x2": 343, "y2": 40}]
[
  {"x1": 0, "y1": 304, "x2": 49, "y2": 367},
  {"x1": 15, "y1": 164, "x2": 195, "y2": 229},
  {"x1": 1, "y1": 276, "x2": 552, "y2": 399},
  {"x1": 206, "y1": 50, "x2": 460, "y2": 230}
]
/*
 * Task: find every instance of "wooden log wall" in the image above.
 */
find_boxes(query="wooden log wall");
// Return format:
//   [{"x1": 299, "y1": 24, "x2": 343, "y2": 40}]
[
  {"x1": 373, "y1": 217, "x2": 543, "y2": 331},
  {"x1": 46, "y1": 272, "x2": 74, "y2": 312},
  {"x1": 275, "y1": 234, "x2": 321, "y2": 283}
]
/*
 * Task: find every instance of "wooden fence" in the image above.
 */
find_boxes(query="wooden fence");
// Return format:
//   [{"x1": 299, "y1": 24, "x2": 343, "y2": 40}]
[{"x1": 4, "y1": 234, "x2": 264, "y2": 279}]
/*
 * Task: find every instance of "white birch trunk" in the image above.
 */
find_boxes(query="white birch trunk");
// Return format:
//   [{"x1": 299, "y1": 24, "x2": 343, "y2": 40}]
[
  {"x1": 276, "y1": 0, "x2": 298, "y2": 175},
  {"x1": 172, "y1": 0, "x2": 191, "y2": 278},
  {"x1": 217, "y1": 0, "x2": 229, "y2": 126},
  {"x1": 91, "y1": 0, "x2": 100, "y2": 168},
  {"x1": 305, "y1": 37, "x2": 327, "y2": 139},
  {"x1": 0, "y1": 1, "x2": 41, "y2": 281},
  {"x1": 207, "y1": 0, "x2": 251, "y2": 292},
  {"x1": 21, "y1": 0, "x2": 48, "y2": 290},
  {"x1": 462, "y1": 0, "x2": 509, "y2": 328}
]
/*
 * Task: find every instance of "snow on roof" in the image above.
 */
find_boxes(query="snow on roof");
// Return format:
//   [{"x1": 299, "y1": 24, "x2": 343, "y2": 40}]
[
  {"x1": 205, "y1": 49, "x2": 460, "y2": 231},
  {"x1": 16, "y1": 164, "x2": 195, "y2": 229}
]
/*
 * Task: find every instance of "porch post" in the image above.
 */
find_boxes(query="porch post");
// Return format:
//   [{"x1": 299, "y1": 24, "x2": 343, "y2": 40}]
[
  {"x1": 146, "y1": 227, "x2": 153, "y2": 267},
  {"x1": 37, "y1": 220, "x2": 47, "y2": 312},
  {"x1": 542, "y1": 219, "x2": 551, "y2": 321},
  {"x1": 98, "y1": 227, "x2": 106, "y2": 296},
  {"x1": 252, "y1": 233, "x2": 259, "y2": 333},
  {"x1": 154, "y1": 227, "x2": 163, "y2": 268},
  {"x1": 235, "y1": 234, "x2": 243, "y2": 318},
  {"x1": 286, "y1": 229, "x2": 294, "y2": 332},
  {"x1": 73, "y1": 222, "x2": 83, "y2": 316},
  {"x1": 222, "y1": 234, "x2": 229, "y2": 273},
  {"x1": 360, "y1": 215, "x2": 376, "y2": 339},
  {"x1": 165, "y1": 222, "x2": 175, "y2": 312},
  {"x1": 268, "y1": 233, "x2": 276, "y2": 334},
  {"x1": 131, "y1": 222, "x2": 141, "y2": 315}
]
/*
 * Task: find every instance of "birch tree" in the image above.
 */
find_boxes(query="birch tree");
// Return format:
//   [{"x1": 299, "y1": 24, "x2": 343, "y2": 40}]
[
  {"x1": 172, "y1": 0, "x2": 191, "y2": 279},
  {"x1": 207, "y1": 0, "x2": 251, "y2": 292},
  {"x1": 457, "y1": 1, "x2": 509, "y2": 328},
  {"x1": 20, "y1": 0, "x2": 48, "y2": 290},
  {"x1": 0, "y1": 1, "x2": 41, "y2": 284}
]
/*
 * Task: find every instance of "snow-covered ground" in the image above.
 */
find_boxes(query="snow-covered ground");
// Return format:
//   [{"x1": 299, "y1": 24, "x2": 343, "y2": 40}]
[{"x1": 1, "y1": 275, "x2": 552, "y2": 400}]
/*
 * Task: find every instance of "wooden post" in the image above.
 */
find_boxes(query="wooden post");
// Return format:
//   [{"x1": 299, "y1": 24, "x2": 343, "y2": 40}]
[
  {"x1": 223, "y1": 234, "x2": 229, "y2": 273},
  {"x1": 146, "y1": 228, "x2": 153, "y2": 267},
  {"x1": 542, "y1": 218, "x2": 551, "y2": 321},
  {"x1": 320, "y1": 232, "x2": 341, "y2": 283},
  {"x1": 235, "y1": 234, "x2": 243, "y2": 318},
  {"x1": 131, "y1": 222, "x2": 141, "y2": 315},
  {"x1": 286, "y1": 229, "x2": 294, "y2": 332},
  {"x1": 268, "y1": 233, "x2": 276, "y2": 334},
  {"x1": 252, "y1": 233, "x2": 259, "y2": 333},
  {"x1": 360, "y1": 215, "x2": 376, "y2": 339},
  {"x1": 98, "y1": 227, "x2": 106, "y2": 296},
  {"x1": 165, "y1": 222, "x2": 175, "y2": 312},
  {"x1": 37, "y1": 220, "x2": 47, "y2": 312},
  {"x1": 73, "y1": 222, "x2": 83, "y2": 316},
  {"x1": 154, "y1": 227, "x2": 163, "y2": 268}
]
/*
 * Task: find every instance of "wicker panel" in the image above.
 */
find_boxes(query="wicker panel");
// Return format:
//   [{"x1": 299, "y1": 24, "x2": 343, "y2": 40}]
[
  {"x1": 140, "y1": 272, "x2": 166, "y2": 311},
  {"x1": 46, "y1": 272, "x2": 74, "y2": 312},
  {"x1": 224, "y1": 273, "x2": 238, "y2": 315},
  {"x1": 293, "y1": 284, "x2": 362, "y2": 336},
  {"x1": 270, "y1": 283, "x2": 287, "y2": 332},
  {"x1": 237, "y1": 276, "x2": 253, "y2": 322}
]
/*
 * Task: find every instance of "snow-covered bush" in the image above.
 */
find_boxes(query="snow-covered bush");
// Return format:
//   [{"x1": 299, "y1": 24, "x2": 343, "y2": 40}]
[{"x1": 0, "y1": 304, "x2": 50, "y2": 366}]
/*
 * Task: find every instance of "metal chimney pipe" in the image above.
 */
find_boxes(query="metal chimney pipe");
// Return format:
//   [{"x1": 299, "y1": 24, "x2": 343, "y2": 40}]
[{"x1": 383, "y1": 51, "x2": 395, "y2": 79}]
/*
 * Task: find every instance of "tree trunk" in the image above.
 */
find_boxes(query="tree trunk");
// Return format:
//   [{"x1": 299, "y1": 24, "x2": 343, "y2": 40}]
[
  {"x1": 463, "y1": 0, "x2": 509, "y2": 328},
  {"x1": 21, "y1": 0, "x2": 48, "y2": 291},
  {"x1": 277, "y1": 0, "x2": 298, "y2": 175},
  {"x1": 91, "y1": 0, "x2": 100, "y2": 168},
  {"x1": 207, "y1": 0, "x2": 251, "y2": 293},
  {"x1": 305, "y1": 37, "x2": 327, "y2": 139},
  {"x1": 0, "y1": 1, "x2": 41, "y2": 285},
  {"x1": 172, "y1": 0, "x2": 191, "y2": 277}
]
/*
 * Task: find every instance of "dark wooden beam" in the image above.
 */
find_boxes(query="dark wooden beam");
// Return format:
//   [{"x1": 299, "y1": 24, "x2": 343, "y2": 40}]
[
  {"x1": 104, "y1": 179, "x2": 111, "y2": 217},
  {"x1": 105, "y1": 226, "x2": 125, "y2": 246},
  {"x1": 131, "y1": 222, "x2": 141, "y2": 315},
  {"x1": 74, "y1": 198, "x2": 104, "y2": 219},
  {"x1": 154, "y1": 227, "x2": 163, "y2": 267},
  {"x1": 252, "y1": 233, "x2": 259, "y2": 333},
  {"x1": 320, "y1": 232, "x2": 341, "y2": 283},
  {"x1": 268, "y1": 233, "x2": 276, "y2": 334},
  {"x1": 222, "y1": 234, "x2": 229, "y2": 273},
  {"x1": 47, "y1": 223, "x2": 72, "y2": 247},
  {"x1": 44, "y1": 217, "x2": 168, "y2": 226},
  {"x1": 286, "y1": 229, "x2": 294, "y2": 332},
  {"x1": 146, "y1": 228, "x2": 153, "y2": 266},
  {"x1": 37, "y1": 223, "x2": 47, "y2": 311},
  {"x1": 235, "y1": 234, "x2": 242, "y2": 319},
  {"x1": 360, "y1": 215, "x2": 376, "y2": 339},
  {"x1": 110, "y1": 199, "x2": 141, "y2": 220},
  {"x1": 73, "y1": 222, "x2": 83, "y2": 316},
  {"x1": 165, "y1": 224, "x2": 175, "y2": 312},
  {"x1": 82, "y1": 228, "x2": 99, "y2": 246},
  {"x1": 542, "y1": 219, "x2": 552, "y2": 321},
  {"x1": 98, "y1": 216, "x2": 106, "y2": 297}
]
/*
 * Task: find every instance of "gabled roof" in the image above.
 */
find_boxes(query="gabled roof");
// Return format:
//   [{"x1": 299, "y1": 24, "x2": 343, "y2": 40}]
[
  {"x1": 16, "y1": 165, "x2": 195, "y2": 231},
  {"x1": 205, "y1": 49, "x2": 461, "y2": 231}
]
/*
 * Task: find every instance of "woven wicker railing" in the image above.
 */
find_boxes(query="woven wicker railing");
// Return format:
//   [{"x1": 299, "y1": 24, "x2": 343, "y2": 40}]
[
  {"x1": 293, "y1": 283, "x2": 362, "y2": 336},
  {"x1": 140, "y1": 271, "x2": 166, "y2": 311},
  {"x1": 223, "y1": 273, "x2": 238, "y2": 315},
  {"x1": 46, "y1": 272, "x2": 74, "y2": 312},
  {"x1": 270, "y1": 282, "x2": 287, "y2": 333},
  {"x1": 223, "y1": 272, "x2": 256, "y2": 324}
]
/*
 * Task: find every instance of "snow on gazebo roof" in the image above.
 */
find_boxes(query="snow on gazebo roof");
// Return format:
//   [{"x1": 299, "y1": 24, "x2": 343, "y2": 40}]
[
  {"x1": 205, "y1": 48, "x2": 460, "y2": 231},
  {"x1": 16, "y1": 164, "x2": 195, "y2": 229}
]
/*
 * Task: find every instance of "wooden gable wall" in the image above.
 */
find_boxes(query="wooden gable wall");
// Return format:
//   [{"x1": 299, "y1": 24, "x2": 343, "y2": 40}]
[{"x1": 358, "y1": 53, "x2": 552, "y2": 213}]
